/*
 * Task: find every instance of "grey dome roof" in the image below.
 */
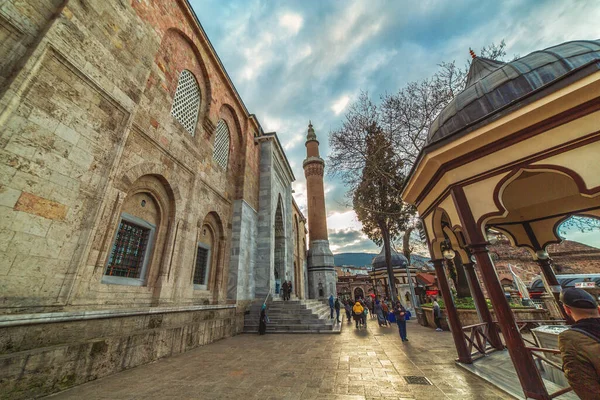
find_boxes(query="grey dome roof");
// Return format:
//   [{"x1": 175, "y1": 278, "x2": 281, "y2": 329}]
[
  {"x1": 372, "y1": 247, "x2": 409, "y2": 269},
  {"x1": 426, "y1": 39, "x2": 600, "y2": 146}
]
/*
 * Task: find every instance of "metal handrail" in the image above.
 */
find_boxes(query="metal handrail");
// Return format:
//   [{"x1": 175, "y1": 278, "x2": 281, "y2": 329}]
[{"x1": 263, "y1": 287, "x2": 272, "y2": 307}]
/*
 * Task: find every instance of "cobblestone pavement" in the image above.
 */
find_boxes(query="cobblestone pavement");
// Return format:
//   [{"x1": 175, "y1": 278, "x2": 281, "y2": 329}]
[{"x1": 48, "y1": 318, "x2": 510, "y2": 400}]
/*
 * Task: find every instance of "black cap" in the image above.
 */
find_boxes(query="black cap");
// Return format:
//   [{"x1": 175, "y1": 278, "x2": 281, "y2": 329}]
[{"x1": 560, "y1": 288, "x2": 598, "y2": 309}]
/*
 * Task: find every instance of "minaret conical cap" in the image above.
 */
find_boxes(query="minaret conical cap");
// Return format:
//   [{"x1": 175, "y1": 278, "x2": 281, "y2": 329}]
[{"x1": 307, "y1": 121, "x2": 317, "y2": 141}]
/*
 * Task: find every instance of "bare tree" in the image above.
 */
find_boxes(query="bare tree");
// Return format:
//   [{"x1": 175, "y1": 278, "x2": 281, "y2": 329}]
[{"x1": 329, "y1": 41, "x2": 514, "y2": 263}]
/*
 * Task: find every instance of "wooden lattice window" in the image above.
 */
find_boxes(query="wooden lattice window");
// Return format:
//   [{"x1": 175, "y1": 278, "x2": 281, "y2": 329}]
[
  {"x1": 193, "y1": 243, "x2": 210, "y2": 288},
  {"x1": 213, "y1": 119, "x2": 230, "y2": 169},
  {"x1": 103, "y1": 213, "x2": 155, "y2": 285},
  {"x1": 171, "y1": 70, "x2": 201, "y2": 135}
]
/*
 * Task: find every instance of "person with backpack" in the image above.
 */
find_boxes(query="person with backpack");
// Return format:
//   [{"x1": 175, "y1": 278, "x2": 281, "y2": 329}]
[{"x1": 558, "y1": 288, "x2": 600, "y2": 399}]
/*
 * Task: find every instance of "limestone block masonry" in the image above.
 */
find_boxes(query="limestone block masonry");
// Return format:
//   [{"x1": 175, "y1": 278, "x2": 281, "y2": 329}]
[
  {"x1": 0, "y1": 0, "x2": 306, "y2": 397},
  {"x1": 307, "y1": 240, "x2": 337, "y2": 299}
]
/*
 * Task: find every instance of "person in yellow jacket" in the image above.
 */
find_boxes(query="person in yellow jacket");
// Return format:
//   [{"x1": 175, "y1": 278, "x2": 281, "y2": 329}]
[{"x1": 352, "y1": 301, "x2": 364, "y2": 328}]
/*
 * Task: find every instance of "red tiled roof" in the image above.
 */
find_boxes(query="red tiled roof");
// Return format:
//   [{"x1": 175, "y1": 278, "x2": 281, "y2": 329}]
[{"x1": 416, "y1": 273, "x2": 436, "y2": 285}]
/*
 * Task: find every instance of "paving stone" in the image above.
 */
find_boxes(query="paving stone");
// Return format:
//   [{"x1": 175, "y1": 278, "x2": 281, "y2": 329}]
[{"x1": 47, "y1": 320, "x2": 512, "y2": 399}]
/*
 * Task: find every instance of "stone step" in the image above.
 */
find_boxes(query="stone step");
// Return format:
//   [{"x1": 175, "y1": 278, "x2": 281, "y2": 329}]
[{"x1": 243, "y1": 299, "x2": 339, "y2": 334}]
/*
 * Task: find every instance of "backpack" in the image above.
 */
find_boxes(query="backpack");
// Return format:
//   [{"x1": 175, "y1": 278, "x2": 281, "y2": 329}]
[{"x1": 569, "y1": 327, "x2": 600, "y2": 343}]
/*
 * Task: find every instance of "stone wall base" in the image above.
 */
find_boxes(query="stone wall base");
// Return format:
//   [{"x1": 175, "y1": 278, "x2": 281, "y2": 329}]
[
  {"x1": 0, "y1": 304, "x2": 247, "y2": 399},
  {"x1": 307, "y1": 240, "x2": 336, "y2": 299}
]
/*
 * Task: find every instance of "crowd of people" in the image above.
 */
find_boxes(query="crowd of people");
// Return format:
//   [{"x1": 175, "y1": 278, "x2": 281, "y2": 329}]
[{"x1": 335, "y1": 294, "x2": 412, "y2": 342}]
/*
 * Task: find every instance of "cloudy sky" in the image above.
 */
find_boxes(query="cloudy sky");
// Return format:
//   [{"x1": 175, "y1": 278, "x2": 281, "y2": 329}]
[{"x1": 189, "y1": 0, "x2": 600, "y2": 253}]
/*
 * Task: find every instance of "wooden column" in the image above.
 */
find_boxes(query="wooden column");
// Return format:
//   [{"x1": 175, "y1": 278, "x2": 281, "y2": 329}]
[
  {"x1": 432, "y1": 259, "x2": 472, "y2": 363},
  {"x1": 452, "y1": 187, "x2": 549, "y2": 399},
  {"x1": 463, "y1": 262, "x2": 504, "y2": 350}
]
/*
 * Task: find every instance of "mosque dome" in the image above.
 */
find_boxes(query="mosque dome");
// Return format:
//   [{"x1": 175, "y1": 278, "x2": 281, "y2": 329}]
[
  {"x1": 371, "y1": 246, "x2": 409, "y2": 270},
  {"x1": 426, "y1": 39, "x2": 600, "y2": 146}
]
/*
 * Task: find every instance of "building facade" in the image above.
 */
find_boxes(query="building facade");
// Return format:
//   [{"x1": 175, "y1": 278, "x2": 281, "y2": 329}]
[
  {"x1": 292, "y1": 199, "x2": 309, "y2": 299},
  {"x1": 0, "y1": 1, "x2": 307, "y2": 397}
]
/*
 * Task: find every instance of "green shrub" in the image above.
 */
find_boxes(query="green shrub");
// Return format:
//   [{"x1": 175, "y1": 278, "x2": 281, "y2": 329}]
[{"x1": 421, "y1": 297, "x2": 528, "y2": 309}]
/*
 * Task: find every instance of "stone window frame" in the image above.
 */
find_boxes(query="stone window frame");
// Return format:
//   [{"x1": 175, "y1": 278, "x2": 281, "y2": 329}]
[
  {"x1": 102, "y1": 212, "x2": 156, "y2": 287},
  {"x1": 193, "y1": 241, "x2": 211, "y2": 291},
  {"x1": 212, "y1": 119, "x2": 230, "y2": 170},
  {"x1": 170, "y1": 69, "x2": 201, "y2": 136}
]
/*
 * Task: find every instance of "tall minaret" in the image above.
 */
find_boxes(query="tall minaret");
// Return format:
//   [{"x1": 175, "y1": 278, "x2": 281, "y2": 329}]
[{"x1": 303, "y1": 122, "x2": 336, "y2": 299}]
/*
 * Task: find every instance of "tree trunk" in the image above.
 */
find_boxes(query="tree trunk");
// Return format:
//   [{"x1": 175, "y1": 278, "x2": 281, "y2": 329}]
[
  {"x1": 453, "y1": 256, "x2": 471, "y2": 298},
  {"x1": 402, "y1": 226, "x2": 414, "y2": 263},
  {"x1": 380, "y1": 223, "x2": 397, "y2": 300}
]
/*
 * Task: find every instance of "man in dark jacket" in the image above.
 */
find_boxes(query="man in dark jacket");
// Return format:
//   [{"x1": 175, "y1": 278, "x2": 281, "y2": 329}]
[
  {"x1": 282, "y1": 281, "x2": 289, "y2": 301},
  {"x1": 558, "y1": 288, "x2": 600, "y2": 400},
  {"x1": 334, "y1": 297, "x2": 341, "y2": 324},
  {"x1": 393, "y1": 301, "x2": 408, "y2": 342}
]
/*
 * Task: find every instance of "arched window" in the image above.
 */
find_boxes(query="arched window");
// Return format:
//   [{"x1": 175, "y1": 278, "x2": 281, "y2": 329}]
[
  {"x1": 213, "y1": 119, "x2": 230, "y2": 169},
  {"x1": 193, "y1": 213, "x2": 223, "y2": 291},
  {"x1": 194, "y1": 224, "x2": 213, "y2": 290},
  {"x1": 171, "y1": 70, "x2": 201, "y2": 135},
  {"x1": 104, "y1": 193, "x2": 159, "y2": 285}
]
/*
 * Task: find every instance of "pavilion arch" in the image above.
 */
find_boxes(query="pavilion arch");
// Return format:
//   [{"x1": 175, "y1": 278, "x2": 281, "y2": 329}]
[
  {"x1": 429, "y1": 207, "x2": 464, "y2": 260},
  {"x1": 482, "y1": 165, "x2": 600, "y2": 257},
  {"x1": 442, "y1": 225, "x2": 469, "y2": 264}
]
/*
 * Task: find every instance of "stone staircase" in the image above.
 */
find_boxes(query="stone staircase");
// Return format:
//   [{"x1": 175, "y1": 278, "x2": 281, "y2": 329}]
[{"x1": 243, "y1": 298, "x2": 342, "y2": 334}]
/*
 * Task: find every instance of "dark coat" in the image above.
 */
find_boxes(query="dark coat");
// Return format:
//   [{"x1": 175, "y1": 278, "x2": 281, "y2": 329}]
[
  {"x1": 393, "y1": 304, "x2": 407, "y2": 322},
  {"x1": 558, "y1": 317, "x2": 600, "y2": 399}
]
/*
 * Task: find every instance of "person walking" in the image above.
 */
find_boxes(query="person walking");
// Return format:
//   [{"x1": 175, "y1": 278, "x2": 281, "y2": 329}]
[
  {"x1": 287, "y1": 280, "x2": 293, "y2": 300},
  {"x1": 258, "y1": 304, "x2": 268, "y2": 335},
  {"x1": 433, "y1": 298, "x2": 443, "y2": 331},
  {"x1": 334, "y1": 297, "x2": 341, "y2": 324},
  {"x1": 394, "y1": 301, "x2": 408, "y2": 342},
  {"x1": 381, "y1": 300, "x2": 390, "y2": 326},
  {"x1": 352, "y1": 300, "x2": 364, "y2": 329},
  {"x1": 374, "y1": 299, "x2": 386, "y2": 327},
  {"x1": 282, "y1": 281, "x2": 289, "y2": 301},
  {"x1": 344, "y1": 301, "x2": 352, "y2": 324},
  {"x1": 329, "y1": 294, "x2": 335, "y2": 319},
  {"x1": 558, "y1": 288, "x2": 600, "y2": 399}
]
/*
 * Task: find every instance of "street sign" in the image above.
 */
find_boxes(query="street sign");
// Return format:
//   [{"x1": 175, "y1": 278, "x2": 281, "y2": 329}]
[{"x1": 575, "y1": 282, "x2": 596, "y2": 288}]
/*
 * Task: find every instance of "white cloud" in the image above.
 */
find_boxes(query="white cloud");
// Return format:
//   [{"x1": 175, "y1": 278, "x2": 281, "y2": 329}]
[
  {"x1": 331, "y1": 95, "x2": 350, "y2": 115},
  {"x1": 327, "y1": 210, "x2": 363, "y2": 232},
  {"x1": 283, "y1": 134, "x2": 304, "y2": 150},
  {"x1": 279, "y1": 12, "x2": 303, "y2": 35}
]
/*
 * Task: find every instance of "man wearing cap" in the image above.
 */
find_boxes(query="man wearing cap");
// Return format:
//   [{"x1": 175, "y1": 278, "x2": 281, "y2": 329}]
[{"x1": 558, "y1": 287, "x2": 600, "y2": 399}]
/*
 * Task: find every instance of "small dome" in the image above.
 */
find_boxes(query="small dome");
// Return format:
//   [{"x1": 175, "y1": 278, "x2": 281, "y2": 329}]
[
  {"x1": 426, "y1": 39, "x2": 600, "y2": 146},
  {"x1": 372, "y1": 247, "x2": 409, "y2": 270}
]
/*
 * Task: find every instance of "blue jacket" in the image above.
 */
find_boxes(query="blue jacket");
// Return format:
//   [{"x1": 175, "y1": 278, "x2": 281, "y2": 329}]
[{"x1": 329, "y1": 295, "x2": 334, "y2": 307}]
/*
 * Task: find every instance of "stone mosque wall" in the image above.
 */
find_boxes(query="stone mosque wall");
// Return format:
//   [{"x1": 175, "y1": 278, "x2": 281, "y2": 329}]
[{"x1": 0, "y1": 1, "x2": 304, "y2": 397}]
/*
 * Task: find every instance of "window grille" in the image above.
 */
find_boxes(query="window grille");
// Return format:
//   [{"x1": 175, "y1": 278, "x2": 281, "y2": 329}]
[
  {"x1": 106, "y1": 219, "x2": 151, "y2": 279},
  {"x1": 171, "y1": 70, "x2": 201, "y2": 135},
  {"x1": 213, "y1": 119, "x2": 230, "y2": 169},
  {"x1": 194, "y1": 245, "x2": 210, "y2": 286}
]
